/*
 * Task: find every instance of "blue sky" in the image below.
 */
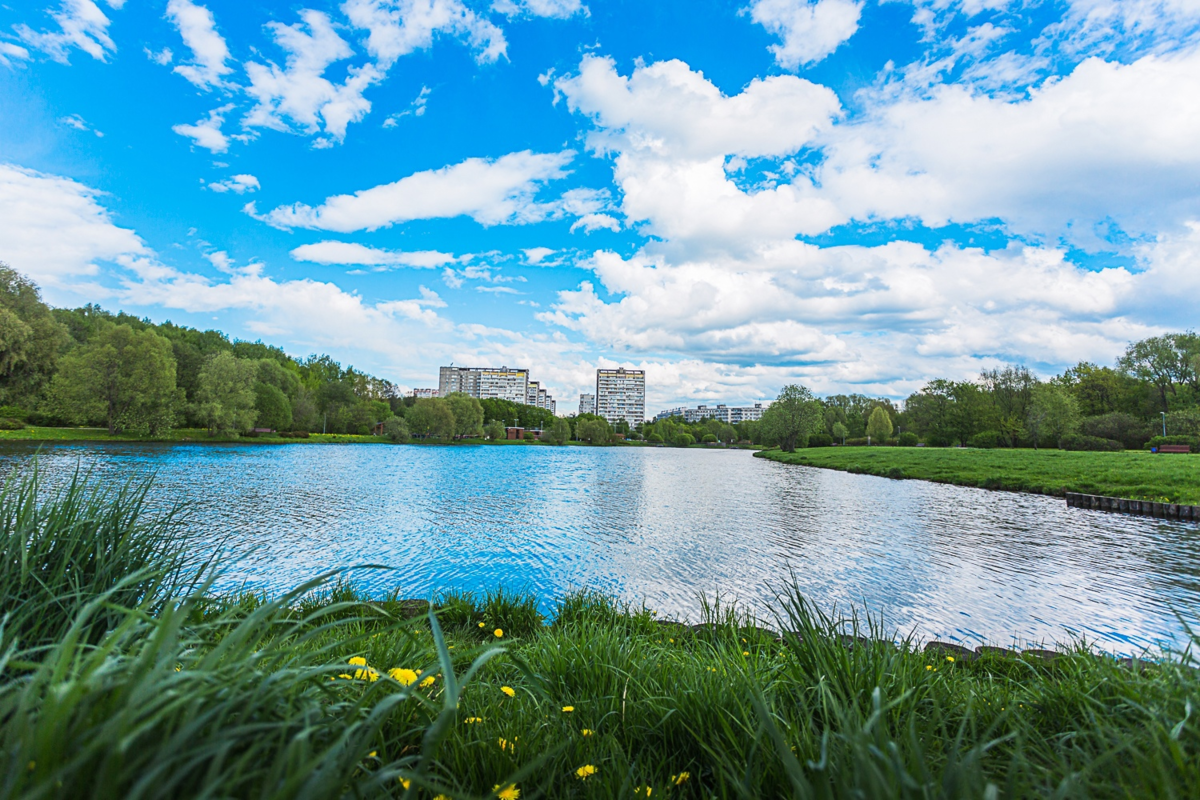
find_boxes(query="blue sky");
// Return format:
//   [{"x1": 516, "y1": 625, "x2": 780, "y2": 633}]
[{"x1": 2, "y1": 1, "x2": 1200, "y2": 413}]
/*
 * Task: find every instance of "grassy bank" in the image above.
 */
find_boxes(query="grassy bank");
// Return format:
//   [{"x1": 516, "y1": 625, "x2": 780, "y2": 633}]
[
  {"x1": 3, "y1": 471, "x2": 1198, "y2": 799},
  {"x1": 757, "y1": 446, "x2": 1200, "y2": 504}
]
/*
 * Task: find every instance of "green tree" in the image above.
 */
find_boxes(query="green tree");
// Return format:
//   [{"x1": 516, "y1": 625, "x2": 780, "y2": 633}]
[
  {"x1": 406, "y1": 398, "x2": 455, "y2": 439},
  {"x1": 0, "y1": 265, "x2": 69, "y2": 407},
  {"x1": 575, "y1": 416, "x2": 611, "y2": 444},
  {"x1": 1027, "y1": 384, "x2": 1080, "y2": 448},
  {"x1": 316, "y1": 381, "x2": 356, "y2": 433},
  {"x1": 48, "y1": 323, "x2": 180, "y2": 434},
  {"x1": 444, "y1": 392, "x2": 484, "y2": 439},
  {"x1": 543, "y1": 417, "x2": 571, "y2": 445},
  {"x1": 832, "y1": 421, "x2": 848, "y2": 444},
  {"x1": 674, "y1": 432, "x2": 696, "y2": 447},
  {"x1": 383, "y1": 416, "x2": 410, "y2": 443},
  {"x1": 483, "y1": 420, "x2": 506, "y2": 441},
  {"x1": 253, "y1": 382, "x2": 292, "y2": 431},
  {"x1": 196, "y1": 351, "x2": 258, "y2": 435},
  {"x1": 761, "y1": 385, "x2": 823, "y2": 452},
  {"x1": 1118, "y1": 333, "x2": 1200, "y2": 413},
  {"x1": 865, "y1": 405, "x2": 893, "y2": 443}
]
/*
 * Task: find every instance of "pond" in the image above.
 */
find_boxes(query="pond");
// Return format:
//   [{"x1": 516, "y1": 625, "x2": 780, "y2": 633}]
[{"x1": 3, "y1": 442, "x2": 1197, "y2": 655}]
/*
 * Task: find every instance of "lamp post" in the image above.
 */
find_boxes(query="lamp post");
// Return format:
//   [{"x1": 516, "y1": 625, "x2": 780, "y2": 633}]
[{"x1": 1162, "y1": 411, "x2": 1167, "y2": 438}]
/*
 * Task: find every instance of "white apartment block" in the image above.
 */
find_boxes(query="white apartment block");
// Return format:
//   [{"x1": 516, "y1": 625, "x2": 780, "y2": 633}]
[
  {"x1": 411, "y1": 388, "x2": 440, "y2": 399},
  {"x1": 578, "y1": 393, "x2": 596, "y2": 415},
  {"x1": 439, "y1": 366, "x2": 529, "y2": 404},
  {"x1": 654, "y1": 403, "x2": 767, "y2": 424},
  {"x1": 595, "y1": 368, "x2": 646, "y2": 427}
]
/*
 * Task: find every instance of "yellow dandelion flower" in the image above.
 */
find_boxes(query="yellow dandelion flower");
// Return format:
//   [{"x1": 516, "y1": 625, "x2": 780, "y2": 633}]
[
  {"x1": 478, "y1": 622, "x2": 486, "y2": 628},
  {"x1": 398, "y1": 778, "x2": 411, "y2": 789},
  {"x1": 338, "y1": 673, "x2": 353, "y2": 680},
  {"x1": 581, "y1": 729, "x2": 594, "y2": 736},
  {"x1": 635, "y1": 786, "x2": 652, "y2": 797},
  {"x1": 434, "y1": 795, "x2": 452, "y2": 800},
  {"x1": 946, "y1": 656, "x2": 955, "y2": 662},
  {"x1": 926, "y1": 665, "x2": 933, "y2": 671},
  {"x1": 562, "y1": 705, "x2": 574, "y2": 712},
  {"x1": 575, "y1": 764, "x2": 598, "y2": 780},
  {"x1": 389, "y1": 668, "x2": 418, "y2": 686},
  {"x1": 668, "y1": 638, "x2": 675, "y2": 643},
  {"x1": 673, "y1": 771, "x2": 690, "y2": 785},
  {"x1": 742, "y1": 651, "x2": 750, "y2": 656},
  {"x1": 493, "y1": 784, "x2": 520, "y2": 800},
  {"x1": 368, "y1": 750, "x2": 377, "y2": 758},
  {"x1": 501, "y1": 685, "x2": 515, "y2": 697},
  {"x1": 499, "y1": 737, "x2": 511, "y2": 751},
  {"x1": 494, "y1": 628, "x2": 504, "y2": 638},
  {"x1": 420, "y1": 675, "x2": 436, "y2": 688},
  {"x1": 464, "y1": 716, "x2": 483, "y2": 724},
  {"x1": 349, "y1": 656, "x2": 367, "y2": 666}
]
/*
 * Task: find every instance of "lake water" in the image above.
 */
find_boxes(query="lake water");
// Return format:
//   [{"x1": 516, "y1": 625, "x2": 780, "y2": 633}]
[{"x1": 3, "y1": 442, "x2": 1198, "y2": 655}]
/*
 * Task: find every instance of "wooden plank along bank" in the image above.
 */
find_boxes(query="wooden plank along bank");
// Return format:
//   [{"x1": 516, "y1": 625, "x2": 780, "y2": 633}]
[{"x1": 1065, "y1": 491, "x2": 1199, "y2": 521}]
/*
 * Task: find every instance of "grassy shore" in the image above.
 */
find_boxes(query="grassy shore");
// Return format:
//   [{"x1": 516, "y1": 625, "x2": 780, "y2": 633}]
[
  {"x1": 757, "y1": 446, "x2": 1200, "y2": 504},
  {"x1": 3, "y1": 471, "x2": 1198, "y2": 799}
]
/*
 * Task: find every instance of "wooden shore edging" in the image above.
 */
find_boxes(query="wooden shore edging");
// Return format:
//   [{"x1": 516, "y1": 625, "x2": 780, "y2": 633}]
[{"x1": 1065, "y1": 491, "x2": 1198, "y2": 521}]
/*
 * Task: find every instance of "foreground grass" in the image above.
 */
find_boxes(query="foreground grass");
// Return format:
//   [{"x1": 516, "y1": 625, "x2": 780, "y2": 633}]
[
  {"x1": 3, "y1": 469, "x2": 1199, "y2": 798},
  {"x1": 758, "y1": 446, "x2": 1200, "y2": 504}
]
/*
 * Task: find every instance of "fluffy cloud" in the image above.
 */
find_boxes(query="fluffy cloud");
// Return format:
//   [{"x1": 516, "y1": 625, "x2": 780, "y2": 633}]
[
  {"x1": 746, "y1": 0, "x2": 863, "y2": 69},
  {"x1": 206, "y1": 174, "x2": 260, "y2": 194},
  {"x1": 290, "y1": 241, "x2": 459, "y2": 268},
  {"x1": 342, "y1": 0, "x2": 506, "y2": 67},
  {"x1": 255, "y1": 150, "x2": 574, "y2": 231},
  {"x1": 243, "y1": 10, "x2": 383, "y2": 143},
  {"x1": 492, "y1": 0, "x2": 587, "y2": 18},
  {"x1": 166, "y1": 0, "x2": 232, "y2": 90},
  {"x1": 15, "y1": 0, "x2": 123, "y2": 64},
  {"x1": 0, "y1": 41, "x2": 30, "y2": 66},
  {"x1": 0, "y1": 163, "x2": 148, "y2": 292},
  {"x1": 172, "y1": 104, "x2": 234, "y2": 153}
]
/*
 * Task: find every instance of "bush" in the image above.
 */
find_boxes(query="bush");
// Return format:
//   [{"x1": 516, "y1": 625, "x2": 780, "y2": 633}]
[
  {"x1": 383, "y1": 417, "x2": 410, "y2": 443},
  {"x1": 0, "y1": 417, "x2": 25, "y2": 430},
  {"x1": 701, "y1": 434, "x2": 718, "y2": 444},
  {"x1": 522, "y1": 431, "x2": 536, "y2": 440},
  {"x1": 924, "y1": 433, "x2": 954, "y2": 447},
  {"x1": 1144, "y1": 435, "x2": 1200, "y2": 452},
  {"x1": 844, "y1": 437, "x2": 868, "y2": 446},
  {"x1": 897, "y1": 432, "x2": 919, "y2": 447},
  {"x1": 808, "y1": 433, "x2": 833, "y2": 447},
  {"x1": 1082, "y1": 412, "x2": 1152, "y2": 450},
  {"x1": 647, "y1": 434, "x2": 663, "y2": 444},
  {"x1": 278, "y1": 430, "x2": 310, "y2": 439},
  {"x1": 968, "y1": 431, "x2": 1002, "y2": 448},
  {"x1": 1060, "y1": 434, "x2": 1123, "y2": 451},
  {"x1": 674, "y1": 433, "x2": 695, "y2": 447},
  {"x1": 0, "y1": 405, "x2": 28, "y2": 420}
]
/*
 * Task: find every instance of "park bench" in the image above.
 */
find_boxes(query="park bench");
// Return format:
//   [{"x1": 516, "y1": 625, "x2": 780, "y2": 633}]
[{"x1": 1156, "y1": 444, "x2": 1191, "y2": 453}]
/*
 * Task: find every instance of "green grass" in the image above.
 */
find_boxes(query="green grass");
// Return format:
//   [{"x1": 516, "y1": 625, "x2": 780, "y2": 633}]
[
  {"x1": 3, "y1": 468, "x2": 1199, "y2": 799},
  {"x1": 757, "y1": 446, "x2": 1200, "y2": 504}
]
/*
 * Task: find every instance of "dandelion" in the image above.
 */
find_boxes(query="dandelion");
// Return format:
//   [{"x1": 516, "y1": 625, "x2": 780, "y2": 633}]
[
  {"x1": 575, "y1": 764, "x2": 598, "y2": 780},
  {"x1": 464, "y1": 716, "x2": 484, "y2": 724},
  {"x1": 368, "y1": 751, "x2": 377, "y2": 758},
  {"x1": 479, "y1": 622, "x2": 486, "y2": 628},
  {"x1": 338, "y1": 673, "x2": 353, "y2": 680},
  {"x1": 562, "y1": 705, "x2": 574, "y2": 712},
  {"x1": 501, "y1": 686, "x2": 515, "y2": 697},
  {"x1": 742, "y1": 651, "x2": 750, "y2": 656},
  {"x1": 499, "y1": 737, "x2": 512, "y2": 751},
  {"x1": 390, "y1": 668, "x2": 418, "y2": 686},
  {"x1": 420, "y1": 675, "x2": 436, "y2": 688},
  {"x1": 635, "y1": 786, "x2": 652, "y2": 797},
  {"x1": 946, "y1": 656, "x2": 955, "y2": 663},
  {"x1": 669, "y1": 638, "x2": 675, "y2": 643},
  {"x1": 494, "y1": 628, "x2": 504, "y2": 638},
  {"x1": 398, "y1": 777, "x2": 411, "y2": 789},
  {"x1": 581, "y1": 729, "x2": 594, "y2": 736},
  {"x1": 926, "y1": 665, "x2": 932, "y2": 671},
  {"x1": 493, "y1": 784, "x2": 520, "y2": 800},
  {"x1": 672, "y1": 772, "x2": 690, "y2": 785}
]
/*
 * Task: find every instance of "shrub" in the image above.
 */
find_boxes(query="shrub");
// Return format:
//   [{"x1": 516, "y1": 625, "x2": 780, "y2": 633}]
[
  {"x1": 701, "y1": 433, "x2": 718, "y2": 443},
  {"x1": 844, "y1": 437, "x2": 868, "y2": 446},
  {"x1": 647, "y1": 434, "x2": 663, "y2": 444},
  {"x1": 968, "y1": 431, "x2": 1002, "y2": 448},
  {"x1": 0, "y1": 405, "x2": 28, "y2": 420},
  {"x1": 522, "y1": 431, "x2": 536, "y2": 440},
  {"x1": 1144, "y1": 435, "x2": 1200, "y2": 452},
  {"x1": 0, "y1": 417, "x2": 25, "y2": 430},
  {"x1": 1082, "y1": 412, "x2": 1152, "y2": 450},
  {"x1": 808, "y1": 433, "x2": 833, "y2": 447},
  {"x1": 897, "y1": 431, "x2": 919, "y2": 447},
  {"x1": 278, "y1": 430, "x2": 310, "y2": 439},
  {"x1": 924, "y1": 433, "x2": 954, "y2": 447},
  {"x1": 674, "y1": 433, "x2": 695, "y2": 447},
  {"x1": 1060, "y1": 434, "x2": 1123, "y2": 451},
  {"x1": 383, "y1": 416, "x2": 410, "y2": 443}
]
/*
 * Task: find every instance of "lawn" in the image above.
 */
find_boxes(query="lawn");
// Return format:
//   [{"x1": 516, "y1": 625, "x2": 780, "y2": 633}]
[
  {"x1": 757, "y1": 446, "x2": 1200, "y2": 504},
  {"x1": 3, "y1": 469, "x2": 1199, "y2": 799}
]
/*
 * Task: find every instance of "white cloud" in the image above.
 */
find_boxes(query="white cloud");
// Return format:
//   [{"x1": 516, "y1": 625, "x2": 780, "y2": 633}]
[
  {"x1": 746, "y1": 0, "x2": 863, "y2": 69},
  {"x1": 256, "y1": 150, "x2": 574, "y2": 231},
  {"x1": 1045, "y1": 1, "x2": 1200, "y2": 57},
  {"x1": 0, "y1": 41, "x2": 31, "y2": 67},
  {"x1": 206, "y1": 174, "x2": 260, "y2": 194},
  {"x1": 58, "y1": 113, "x2": 103, "y2": 137},
  {"x1": 0, "y1": 162, "x2": 148, "y2": 293},
  {"x1": 290, "y1": 241, "x2": 459, "y2": 268},
  {"x1": 492, "y1": 0, "x2": 588, "y2": 19},
  {"x1": 342, "y1": 0, "x2": 506, "y2": 67},
  {"x1": 172, "y1": 104, "x2": 234, "y2": 153},
  {"x1": 523, "y1": 246, "x2": 555, "y2": 264},
  {"x1": 244, "y1": 10, "x2": 383, "y2": 143},
  {"x1": 166, "y1": 0, "x2": 232, "y2": 90},
  {"x1": 383, "y1": 85, "x2": 431, "y2": 126},
  {"x1": 15, "y1": 0, "x2": 122, "y2": 64},
  {"x1": 144, "y1": 45, "x2": 173, "y2": 65}
]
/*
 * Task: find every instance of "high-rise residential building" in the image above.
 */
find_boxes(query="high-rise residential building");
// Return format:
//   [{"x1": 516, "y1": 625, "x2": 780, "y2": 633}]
[
  {"x1": 595, "y1": 368, "x2": 646, "y2": 427},
  {"x1": 439, "y1": 366, "x2": 529, "y2": 404},
  {"x1": 411, "y1": 388, "x2": 440, "y2": 399},
  {"x1": 653, "y1": 403, "x2": 767, "y2": 424},
  {"x1": 526, "y1": 381, "x2": 540, "y2": 406},
  {"x1": 578, "y1": 393, "x2": 595, "y2": 415}
]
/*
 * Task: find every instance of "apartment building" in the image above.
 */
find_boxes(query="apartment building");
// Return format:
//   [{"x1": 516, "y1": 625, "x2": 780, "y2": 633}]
[
  {"x1": 438, "y1": 366, "x2": 529, "y2": 404},
  {"x1": 595, "y1": 368, "x2": 646, "y2": 427},
  {"x1": 411, "y1": 388, "x2": 440, "y2": 399},
  {"x1": 654, "y1": 403, "x2": 767, "y2": 424},
  {"x1": 578, "y1": 393, "x2": 596, "y2": 415}
]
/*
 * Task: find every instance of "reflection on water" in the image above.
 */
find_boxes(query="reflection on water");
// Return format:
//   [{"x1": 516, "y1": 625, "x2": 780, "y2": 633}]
[{"x1": 2, "y1": 441, "x2": 1197, "y2": 654}]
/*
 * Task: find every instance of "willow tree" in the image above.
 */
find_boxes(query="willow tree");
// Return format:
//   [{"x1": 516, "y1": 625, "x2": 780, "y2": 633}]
[{"x1": 762, "y1": 385, "x2": 823, "y2": 452}]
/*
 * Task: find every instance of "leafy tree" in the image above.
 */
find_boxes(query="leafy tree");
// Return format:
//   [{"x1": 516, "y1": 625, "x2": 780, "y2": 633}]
[
  {"x1": 575, "y1": 416, "x2": 611, "y2": 444},
  {"x1": 0, "y1": 266, "x2": 69, "y2": 407},
  {"x1": 674, "y1": 432, "x2": 695, "y2": 447},
  {"x1": 253, "y1": 382, "x2": 292, "y2": 431},
  {"x1": 1118, "y1": 333, "x2": 1200, "y2": 412},
  {"x1": 1026, "y1": 384, "x2": 1080, "y2": 448},
  {"x1": 762, "y1": 385, "x2": 823, "y2": 452},
  {"x1": 383, "y1": 416, "x2": 410, "y2": 443},
  {"x1": 701, "y1": 433, "x2": 718, "y2": 444},
  {"x1": 48, "y1": 323, "x2": 180, "y2": 434},
  {"x1": 1081, "y1": 412, "x2": 1151, "y2": 450},
  {"x1": 444, "y1": 392, "x2": 484, "y2": 439},
  {"x1": 541, "y1": 417, "x2": 571, "y2": 445},
  {"x1": 832, "y1": 421, "x2": 848, "y2": 444},
  {"x1": 316, "y1": 380, "x2": 356, "y2": 433},
  {"x1": 647, "y1": 433, "x2": 664, "y2": 443},
  {"x1": 1054, "y1": 362, "x2": 1142, "y2": 417},
  {"x1": 483, "y1": 420, "x2": 506, "y2": 441},
  {"x1": 406, "y1": 398, "x2": 455, "y2": 439},
  {"x1": 866, "y1": 405, "x2": 893, "y2": 442},
  {"x1": 981, "y1": 365, "x2": 1036, "y2": 445},
  {"x1": 196, "y1": 351, "x2": 258, "y2": 435},
  {"x1": 290, "y1": 387, "x2": 320, "y2": 431}
]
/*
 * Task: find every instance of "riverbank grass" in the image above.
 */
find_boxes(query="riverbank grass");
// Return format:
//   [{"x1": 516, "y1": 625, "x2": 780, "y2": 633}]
[
  {"x1": 3, "y1": 470, "x2": 1199, "y2": 798},
  {"x1": 758, "y1": 446, "x2": 1200, "y2": 504}
]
